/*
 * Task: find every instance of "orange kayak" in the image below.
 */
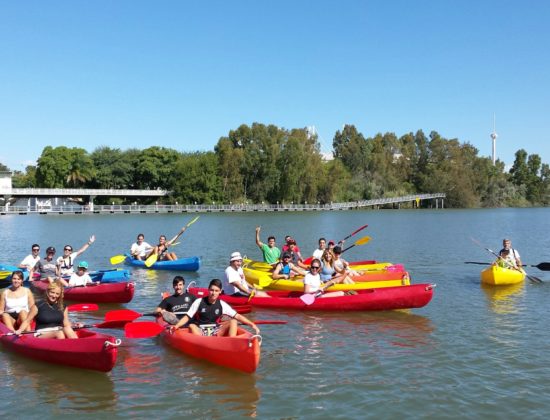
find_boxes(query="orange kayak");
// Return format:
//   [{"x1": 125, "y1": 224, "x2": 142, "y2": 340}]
[{"x1": 156, "y1": 318, "x2": 261, "y2": 373}]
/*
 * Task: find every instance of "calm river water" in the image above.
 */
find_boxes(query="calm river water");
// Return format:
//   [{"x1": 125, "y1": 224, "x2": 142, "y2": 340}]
[{"x1": 1, "y1": 208, "x2": 550, "y2": 418}]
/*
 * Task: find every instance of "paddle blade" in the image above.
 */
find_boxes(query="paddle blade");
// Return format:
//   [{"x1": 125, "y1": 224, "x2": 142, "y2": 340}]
[
  {"x1": 124, "y1": 321, "x2": 164, "y2": 338},
  {"x1": 110, "y1": 255, "x2": 127, "y2": 265},
  {"x1": 144, "y1": 253, "x2": 158, "y2": 268},
  {"x1": 234, "y1": 305, "x2": 252, "y2": 315},
  {"x1": 354, "y1": 235, "x2": 372, "y2": 246},
  {"x1": 254, "y1": 320, "x2": 287, "y2": 325},
  {"x1": 259, "y1": 277, "x2": 273, "y2": 288},
  {"x1": 67, "y1": 303, "x2": 99, "y2": 312},
  {"x1": 535, "y1": 262, "x2": 550, "y2": 271},
  {"x1": 93, "y1": 320, "x2": 130, "y2": 329},
  {"x1": 300, "y1": 293, "x2": 315, "y2": 305},
  {"x1": 104, "y1": 309, "x2": 142, "y2": 322},
  {"x1": 186, "y1": 216, "x2": 200, "y2": 227},
  {"x1": 303, "y1": 256, "x2": 313, "y2": 265}
]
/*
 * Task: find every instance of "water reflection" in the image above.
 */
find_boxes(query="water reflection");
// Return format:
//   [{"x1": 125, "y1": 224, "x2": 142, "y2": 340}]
[
  {"x1": 482, "y1": 282, "x2": 525, "y2": 315},
  {"x1": 0, "y1": 352, "x2": 117, "y2": 414}
]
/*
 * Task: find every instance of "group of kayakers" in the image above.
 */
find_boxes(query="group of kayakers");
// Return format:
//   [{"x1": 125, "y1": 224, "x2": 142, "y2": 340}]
[{"x1": 129, "y1": 227, "x2": 187, "y2": 262}]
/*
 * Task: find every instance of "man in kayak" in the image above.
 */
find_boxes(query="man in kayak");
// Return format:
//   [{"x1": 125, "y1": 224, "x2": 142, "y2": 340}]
[
  {"x1": 255, "y1": 226, "x2": 281, "y2": 265},
  {"x1": 19, "y1": 243, "x2": 41, "y2": 275},
  {"x1": 130, "y1": 233, "x2": 152, "y2": 260},
  {"x1": 155, "y1": 275, "x2": 196, "y2": 324},
  {"x1": 224, "y1": 252, "x2": 270, "y2": 297},
  {"x1": 499, "y1": 239, "x2": 522, "y2": 268},
  {"x1": 65, "y1": 261, "x2": 94, "y2": 287},
  {"x1": 311, "y1": 237, "x2": 327, "y2": 260},
  {"x1": 57, "y1": 235, "x2": 95, "y2": 277},
  {"x1": 170, "y1": 279, "x2": 260, "y2": 337},
  {"x1": 272, "y1": 251, "x2": 306, "y2": 280}
]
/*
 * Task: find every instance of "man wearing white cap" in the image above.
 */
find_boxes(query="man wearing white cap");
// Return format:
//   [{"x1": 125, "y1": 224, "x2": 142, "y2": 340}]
[{"x1": 223, "y1": 252, "x2": 270, "y2": 297}]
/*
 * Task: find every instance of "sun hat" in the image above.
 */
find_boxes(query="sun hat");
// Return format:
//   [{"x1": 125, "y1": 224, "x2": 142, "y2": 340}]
[
  {"x1": 230, "y1": 252, "x2": 243, "y2": 262},
  {"x1": 78, "y1": 261, "x2": 89, "y2": 269}
]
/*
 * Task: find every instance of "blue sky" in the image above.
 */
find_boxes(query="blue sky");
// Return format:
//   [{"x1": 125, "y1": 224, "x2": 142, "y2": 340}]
[{"x1": 1, "y1": 1, "x2": 549, "y2": 171}]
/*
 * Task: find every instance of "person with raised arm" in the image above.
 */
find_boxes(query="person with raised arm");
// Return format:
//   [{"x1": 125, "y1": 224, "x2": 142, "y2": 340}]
[
  {"x1": 57, "y1": 235, "x2": 95, "y2": 277},
  {"x1": 255, "y1": 226, "x2": 281, "y2": 265}
]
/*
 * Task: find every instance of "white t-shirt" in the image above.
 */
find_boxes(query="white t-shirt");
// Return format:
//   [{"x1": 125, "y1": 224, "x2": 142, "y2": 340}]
[
  {"x1": 186, "y1": 297, "x2": 237, "y2": 319},
  {"x1": 68, "y1": 272, "x2": 92, "y2": 287},
  {"x1": 304, "y1": 272, "x2": 322, "y2": 293},
  {"x1": 20, "y1": 254, "x2": 40, "y2": 270},
  {"x1": 131, "y1": 241, "x2": 152, "y2": 258},
  {"x1": 223, "y1": 266, "x2": 249, "y2": 295},
  {"x1": 57, "y1": 252, "x2": 79, "y2": 276},
  {"x1": 312, "y1": 248, "x2": 324, "y2": 260}
]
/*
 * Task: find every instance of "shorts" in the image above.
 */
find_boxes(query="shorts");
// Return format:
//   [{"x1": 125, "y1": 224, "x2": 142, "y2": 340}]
[
  {"x1": 7, "y1": 312, "x2": 19, "y2": 320},
  {"x1": 197, "y1": 323, "x2": 220, "y2": 336}
]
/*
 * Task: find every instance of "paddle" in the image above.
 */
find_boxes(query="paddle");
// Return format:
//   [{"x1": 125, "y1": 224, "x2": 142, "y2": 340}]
[
  {"x1": 303, "y1": 224, "x2": 369, "y2": 265},
  {"x1": 1, "y1": 320, "x2": 122, "y2": 337},
  {"x1": 466, "y1": 261, "x2": 550, "y2": 271},
  {"x1": 341, "y1": 235, "x2": 372, "y2": 253},
  {"x1": 145, "y1": 216, "x2": 200, "y2": 267},
  {"x1": 110, "y1": 254, "x2": 127, "y2": 265},
  {"x1": 470, "y1": 238, "x2": 543, "y2": 284},
  {"x1": 125, "y1": 318, "x2": 287, "y2": 339}
]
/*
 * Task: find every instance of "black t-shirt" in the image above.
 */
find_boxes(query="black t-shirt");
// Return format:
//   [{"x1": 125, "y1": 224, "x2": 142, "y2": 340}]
[
  {"x1": 35, "y1": 300, "x2": 64, "y2": 330},
  {"x1": 157, "y1": 292, "x2": 196, "y2": 319}
]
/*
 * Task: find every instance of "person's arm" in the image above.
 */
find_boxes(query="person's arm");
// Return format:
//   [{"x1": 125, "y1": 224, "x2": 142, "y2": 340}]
[
  {"x1": 255, "y1": 226, "x2": 264, "y2": 248},
  {"x1": 167, "y1": 227, "x2": 186, "y2": 246},
  {"x1": 0, "y1": 291, "x2": 5, "y2": 313},
  {"x1": 235, "y1": 313, "x2": 260, "y2": 335},
  {"x1": 27, "y1": 289, "x2": 36, "y2": 308},
  {"x1": 171, "y1": 298, "x2": 200, "y2": 330},
  {"x1": 291, "y1": 263, "x2": 307, "y2": 276},
  {"x1": 75, "y1": 235, "x2": 95, "y2": 257},
  {"x1": 515, "y1": 250, "x2": 523, "y2": 268},
  {"x1": 272, "y1": 263, "x2": 288, "y2": 280},
  {"x1": 155, "y1": 297, "x2": 169, "y2": 315}
]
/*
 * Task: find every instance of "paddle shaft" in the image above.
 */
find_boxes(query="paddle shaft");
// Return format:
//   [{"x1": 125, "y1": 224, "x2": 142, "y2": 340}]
[{"x1": 340, "y1": 224, "x2": 368, "y2": 242}]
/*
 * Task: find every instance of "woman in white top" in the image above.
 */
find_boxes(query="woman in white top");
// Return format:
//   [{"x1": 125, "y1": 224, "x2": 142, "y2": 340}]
[
  {"x1": 57, "y1": 235, "x2": 95, "y2": 277},
  {"x1": 303, "y1": 259, "x2": 345, "y2": 298},
  {"x1": 0, "y1": 270, "x2": 35, "y2": 331}
]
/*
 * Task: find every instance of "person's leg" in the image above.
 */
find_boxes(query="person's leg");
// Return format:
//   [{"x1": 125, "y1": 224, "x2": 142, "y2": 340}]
[
  {"x1": 64, "y1": 326, "x2": 78, "y2": 339},
  {"x1": 2, "y1": 313, "x2": 16, "y2": 331},
  {"x1": 188, "y1": 324, "x2": 202, "y2": 335}
]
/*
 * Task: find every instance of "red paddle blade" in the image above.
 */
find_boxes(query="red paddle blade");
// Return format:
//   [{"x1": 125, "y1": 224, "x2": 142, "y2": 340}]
[
  {"x1": 67, "y1": 303, "x2": 99, "y2": 312},
  {"x1": 234, "y1": 305, "x2": 252, "y2": 315},
  {"x1": 104, "y1": 309, "x2": 142, "y2": 322},
  {"x1": 95, "y1": 319, "x2": 131, "y2": 329},
  {"x1": 124, "y1": 321, "x2": 164, "y2": 338},
  {"x1": 303, "y1": 256, "x2": 313, "y2": 265}
]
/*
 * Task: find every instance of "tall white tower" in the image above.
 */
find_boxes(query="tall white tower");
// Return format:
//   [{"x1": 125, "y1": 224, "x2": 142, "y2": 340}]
[{"x1": 490, "y1": 114, "x2": 498, "y2": 165}]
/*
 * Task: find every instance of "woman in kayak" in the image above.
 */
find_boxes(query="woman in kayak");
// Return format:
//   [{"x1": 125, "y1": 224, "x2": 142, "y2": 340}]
[
  {"x1": 0, "y1": 270, "x2": 35, "y2": 332},
  {"x1": 150, "y1": 227, "x2": 187, "y2": 261},
  {"x1": 304, "y1": 259, "x2": 346, "y2": 298},
  {"x1": 322, "y1": 249, "x2": 354, "y2": 284},
  {"x1": 171, "y1": 279, "x2": 260, "y2": 337},
  {"x1": 57, "y1": 235, "x2": 95, "y2": 277},
  {"x1": 15, "y1": 280, "x2": 80, "y2": 339},
  {"x1": 272, "y1": 251, "x2": 306, "y2": 280}
]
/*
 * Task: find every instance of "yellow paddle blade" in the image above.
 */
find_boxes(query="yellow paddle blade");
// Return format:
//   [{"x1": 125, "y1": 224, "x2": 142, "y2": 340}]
[
  {"x1": 354, "y1": 236, "x2": 372, "y2": 246},
  {"x1": 144, "y1": 253, "x2": 158, "y2": 268},
  {"x1": 259, "y1": 277, "x2": 273, "y2": 288},
  {"x1": 186, "y1": 216, "x2": 200, "y2": 227},
  {"x1": 110, "y1": 255, "x2": 127, "y2": 265}
]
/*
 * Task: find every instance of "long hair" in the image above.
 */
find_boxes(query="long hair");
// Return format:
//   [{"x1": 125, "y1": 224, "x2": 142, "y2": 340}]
[{"x1": 46, "y1": 279, "x2": 65, "y2": 311}]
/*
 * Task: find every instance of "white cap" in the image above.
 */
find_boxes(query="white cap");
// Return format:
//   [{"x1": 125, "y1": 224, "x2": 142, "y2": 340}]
[{"x1": 230, "y1": 251, "x2": 243, "y2": 262}]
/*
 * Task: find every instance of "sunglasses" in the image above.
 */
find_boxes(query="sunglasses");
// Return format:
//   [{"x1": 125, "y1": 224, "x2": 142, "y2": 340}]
[
  {"x1": 64, "y1": 248, "x2": 72, "y2": 251},
  {"x1": 32, "y1": 248, "x2": 40, "y2": 251},
  {"x1": 310, "y1": 266, "x2": 321, "y2": 270}
]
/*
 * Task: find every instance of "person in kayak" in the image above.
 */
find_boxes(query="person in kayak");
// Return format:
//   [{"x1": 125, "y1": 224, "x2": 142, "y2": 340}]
[
  {"x1": 57, "y1": 235, "x2": 95, "y2": 277},
  {"x1": 303, "y1": 259, "x2": 346, "y2": 298},
  {"x1": 322, "y1": 249, "x2": 355, "y2": 284},
  {"x1": 149, "y1": 227, "x2": 187, "y2": 262},
  {"x1": 282, "y1": 236, "x2": 302, "y2": 254},
  {"x1": 18, "y1": 243, "x2": 41, "y2": 275},
  {"x1": 224, "y1": 252, "x2": 271, "y2": 297},
  {"x1": 63, "y1": 261, "x2": 93, "y2": 287},
  {"x1": 255, "y1": 226, "x2": 281, "y2": 265},
  {"x1": 286, "y1": 239, "x2": 308, "y2": 268},
  {"x1": 34, "y1": 246, "x2": 59, "y2": 282},
  {"x1": 170, "y1": 278, "x2": 260, "y2": 337},
  {"x1": 155, "y1": 275, "x2": 196, "y2": 325},
  {"x1": 15, "y1": 280, "x2": 81, "y2": 339},
  {"x1": 130, "y1": 233, "x2": 152, "y2": 260},
  {"x1": 0, "y1": 270, "x2": 35, "y2": 332},
  {"x1": 499, "y1": 239, "x2": 522, "y2": 268},
  {"x1": 311, "y1": 237, "x2": 327, "y2": 260},
  {"x1": 333, "y1": 246, "x2": 359, "y2": 278},
  {"x1": 272, "y1": 251, "x2": 306, "y2": 280}
]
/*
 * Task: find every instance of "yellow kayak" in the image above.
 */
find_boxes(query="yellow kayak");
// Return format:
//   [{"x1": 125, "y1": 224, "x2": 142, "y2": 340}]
[
  {"x1": 244, "y1": 266, "x2": 410, "y2": 292},
  {"x1": 243, "y1": 258, "x2": 397, "y2": 273},
  {"x1": 480, "y1": 265, "x2": 525, "y2": 286}
]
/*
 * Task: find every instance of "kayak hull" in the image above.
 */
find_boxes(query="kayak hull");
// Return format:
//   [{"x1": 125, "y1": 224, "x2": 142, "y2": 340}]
[
  {"x1": 157, "y1": 318, "x2": 260, "y2": 373},
  {"x1": 244, "y1": 266, "x2": 410, "y2": 291},
  {"x1": 189, "y1": 284, "x2": 435, "y2": 311},
  {"x1": 31, "y1": 280, "x2": 135, "y2": 303},
  {"x1": 480, "y1": 265, "x2": 525, "y2": 286},
  {"x1": 243, "y1": 258, "x2": 396, "y2": 273},
  {"x1": 124, "y1": 254, "x2": 201, "y2": 271},
  {"x1": 0, "y1": 323, "x2": 120, "y2": 372}
]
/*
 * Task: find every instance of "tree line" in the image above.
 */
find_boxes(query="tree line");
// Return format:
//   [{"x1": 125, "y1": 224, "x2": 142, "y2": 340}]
[{"x1": 4, "y1": 123, "x2": 549, "y2": 207}]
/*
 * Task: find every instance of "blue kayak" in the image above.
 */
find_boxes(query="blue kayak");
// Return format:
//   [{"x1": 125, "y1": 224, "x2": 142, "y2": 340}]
[
  {"x1": 0, "y1": 264, "x2": 30, "y2": 287},
  {"x1": 124, "y1": 254, "x2": 201, "y2": 271},
  {"x1": 89, "y1": 268, "x2": 131, "y2": 283}
]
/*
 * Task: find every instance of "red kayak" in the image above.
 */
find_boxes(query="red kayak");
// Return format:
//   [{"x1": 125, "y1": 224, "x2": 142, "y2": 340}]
[
  {"x1": 189, "y1": 284, "x2": 435, "y2": 311},
  {"x1": 31, "y1": 280, "x2": 135, "y2": 303},
  {"x1": 156, "y1": 318, "x2": 261, "y2": 373},
  {"x1": 0, "y1": 322, "x2": 120, "y2": 372}
]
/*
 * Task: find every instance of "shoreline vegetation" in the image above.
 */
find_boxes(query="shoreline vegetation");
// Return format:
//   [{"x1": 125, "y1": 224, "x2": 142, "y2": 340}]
[{"x1": 3, "y1": 124, "x2": 549, "y2": 208}]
